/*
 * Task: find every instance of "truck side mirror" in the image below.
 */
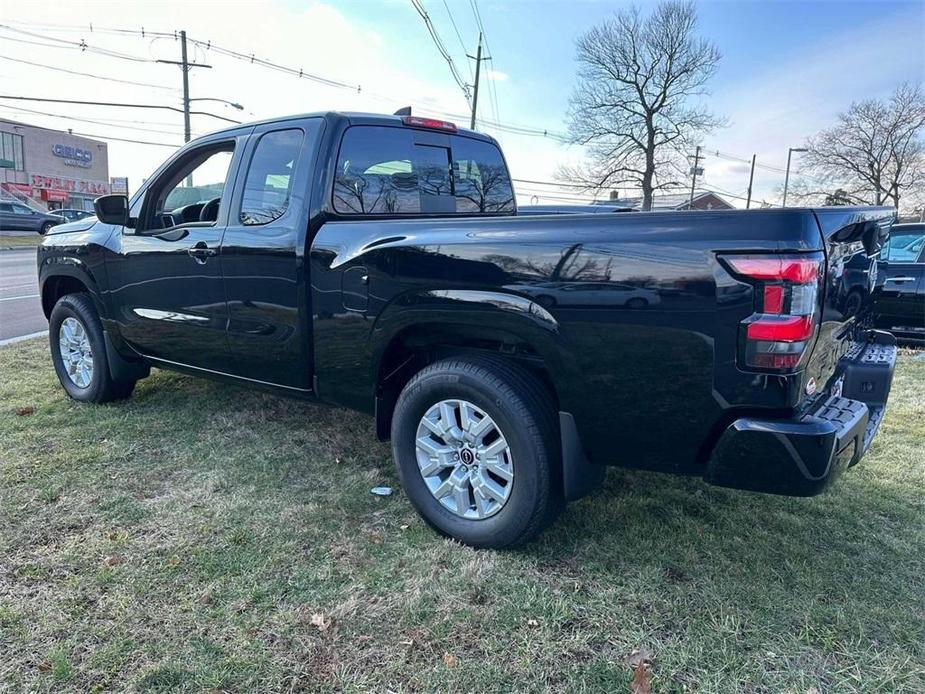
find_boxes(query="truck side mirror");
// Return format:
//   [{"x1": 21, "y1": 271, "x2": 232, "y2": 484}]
[{"x1": 94, "y1": 195, "x2": 129, "y2": 226}]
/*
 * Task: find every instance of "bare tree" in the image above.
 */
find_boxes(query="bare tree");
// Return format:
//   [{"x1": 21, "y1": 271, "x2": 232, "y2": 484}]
[
  {"x1": 560, "y1": 1, "x2": 723, "y2": 211},
  {"x1": 798, "y1": 83, "x2": 925, "y2": 212}
]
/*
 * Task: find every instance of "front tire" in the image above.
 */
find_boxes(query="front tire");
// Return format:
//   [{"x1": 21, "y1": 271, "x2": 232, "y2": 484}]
[
  {"x1": 391, "y1": 356, "x2": 562, "y2": 548},
  {"x1": 40, "y1": 221, "x2": 54, "y2": 235},
  {"x1": 49, "y1": 294, "x2": 136, "y2": 403}
]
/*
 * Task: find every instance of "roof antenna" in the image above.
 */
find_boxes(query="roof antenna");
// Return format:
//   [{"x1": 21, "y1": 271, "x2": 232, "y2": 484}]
[{"x1": 393, "y1": 107, "x2": 412, "y2": 116}]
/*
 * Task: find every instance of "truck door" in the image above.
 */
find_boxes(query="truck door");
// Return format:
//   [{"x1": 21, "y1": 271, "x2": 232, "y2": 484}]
[
  {"x1": 107, "y1": 135, "x2": 246, "y2": 372},
  {"x1": 873, "y1": 226, "x2": 925, "y2": 332},
  {"x1": 219, "y1": 118, "x2": 324, "y2": 389}
]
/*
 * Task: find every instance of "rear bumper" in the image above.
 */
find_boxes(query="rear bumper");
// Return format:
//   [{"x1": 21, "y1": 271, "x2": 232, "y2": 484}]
[{"x1": 705, "y1": 331, "x2": 896, "y2": 496}]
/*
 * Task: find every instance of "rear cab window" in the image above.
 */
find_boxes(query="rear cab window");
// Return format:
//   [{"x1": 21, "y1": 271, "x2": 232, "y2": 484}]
[{"x1": 333, "y1": 125, "x2": 514, "y2": 216}]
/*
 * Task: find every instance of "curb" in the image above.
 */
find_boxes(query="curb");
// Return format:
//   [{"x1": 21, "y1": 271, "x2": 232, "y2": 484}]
[{"x1": 0, "y1": 330, "x2": 47, "y2": 347}]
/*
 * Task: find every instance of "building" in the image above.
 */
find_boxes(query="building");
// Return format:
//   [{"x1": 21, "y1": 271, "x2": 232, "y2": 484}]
[
  {"x1": 0, "y1": 118, "x2": 110, "y2": 212},
  {"x1": 597, "y1": 190, "x2": 735, "y2": 211}
]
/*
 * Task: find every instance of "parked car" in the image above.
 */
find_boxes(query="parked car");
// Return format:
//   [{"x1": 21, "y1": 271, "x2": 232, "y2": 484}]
[
  {"x1": 0, "y1": 201, "x2": 65, "y2": 234},
  {"x1": 512, "y1": 281, "x2": 661, "y2": 308},
  {"x1": 518, "y1": 204, "x2": 633, "y2": 215},
  {"x1": 37, "y1": 112, "x2": 897, "y2": 548},
  {"x1": 870, "y1": 223, "x2": 925, "y2": 341},
  {"x1": 51, "y1": 208, "x2": 95, "y2": 223}
]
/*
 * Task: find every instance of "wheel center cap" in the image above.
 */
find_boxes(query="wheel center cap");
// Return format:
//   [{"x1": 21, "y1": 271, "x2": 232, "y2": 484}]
[{"x1": 460, "y1": 448, "x2": 475, "y2": 465}]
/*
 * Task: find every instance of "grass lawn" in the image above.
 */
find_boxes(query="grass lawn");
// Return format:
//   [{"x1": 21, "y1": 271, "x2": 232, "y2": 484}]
[
  {"x1": 0, "y1": 234, "x2": 42, "y2": 249},
  {"x1": 1, "y1": 338, "x2": 923, "y2": 693}
]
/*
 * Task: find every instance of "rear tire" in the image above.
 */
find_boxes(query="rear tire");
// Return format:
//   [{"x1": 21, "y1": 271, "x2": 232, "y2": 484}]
[
  {"x1": 49, "y1": 293, "x2": 137, "y2": 403},
  {"x1": 844, "y1": 289, "x2": 864, "y2": 318},
  {"x1": 391, "y1": 355, "x2": 563, "y2": 548},
  {"x1": 40, "y1": 222, "x2": 54, "y2": 235}
]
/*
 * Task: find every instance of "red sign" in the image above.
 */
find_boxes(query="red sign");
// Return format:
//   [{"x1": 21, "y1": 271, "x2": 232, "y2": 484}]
[
  {"x1": 1, "y1": 182, "x2": 34, "y2": 197},
  {"x1": 41, "y1": 189, "x2": 70, "y2": 202},
  {"x1": 31, "y1": 173, "x2": 109, "y2": 196}
]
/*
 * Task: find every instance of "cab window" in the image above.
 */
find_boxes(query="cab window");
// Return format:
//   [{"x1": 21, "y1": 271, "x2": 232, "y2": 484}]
[
  {"x1": 240, "y1": 129, "x2": 303, "y2": 225},
  {"x1": 333, "y1": 125, "x2": 513, "y2": 215}
]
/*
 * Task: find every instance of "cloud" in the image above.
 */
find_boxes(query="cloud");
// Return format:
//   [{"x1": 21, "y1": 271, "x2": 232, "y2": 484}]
[{"x1": 484, "y1": 69, "x2": 509, "y2": 82}]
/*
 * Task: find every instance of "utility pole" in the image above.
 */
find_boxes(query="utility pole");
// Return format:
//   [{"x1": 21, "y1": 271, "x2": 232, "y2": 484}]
[
  {"x1": 156, "y1": 30, "x2": 212, "y2": 143},
  {"x1": 688, "y1": 145, "x2": 702, "y2": 209},
  {"x1": 468, "y1": 33, "x2": 487, "y2": 131},
  {"x1": 746, "y1": 154, "x2": 756, "y2": 209},
  {"x1": 782, "y1": 146, "x2": 807, "y2": 207}
]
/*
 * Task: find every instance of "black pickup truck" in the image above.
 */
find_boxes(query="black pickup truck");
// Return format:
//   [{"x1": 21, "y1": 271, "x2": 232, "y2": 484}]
[{"x1": 37, "y1": 112, "x2": 898, "y2": 548}]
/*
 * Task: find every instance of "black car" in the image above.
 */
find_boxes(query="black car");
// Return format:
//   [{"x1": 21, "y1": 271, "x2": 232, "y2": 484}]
[
  {"x1": 35, "y1": 111, "x2": 899, "y2": 548},
  {"x1": 51, "y1": 208, "x2": 95, "y2": 223},
  {"x1": 871, "y1": 223, "x2": 925, "y2": 341}
]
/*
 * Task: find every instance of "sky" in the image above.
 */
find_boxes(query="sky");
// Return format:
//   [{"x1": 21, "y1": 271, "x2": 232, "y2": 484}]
[{"x1": 0, "y1": 0, "x2": 922, "y2": 208}]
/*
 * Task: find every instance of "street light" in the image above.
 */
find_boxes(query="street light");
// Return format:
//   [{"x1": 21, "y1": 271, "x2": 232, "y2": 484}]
[
  {"x1": 782, "y1": 147, "x2": 808, "y2": 207},
  {"x1": 189, "y1": 98, "x2": 244, "y2": 111}
]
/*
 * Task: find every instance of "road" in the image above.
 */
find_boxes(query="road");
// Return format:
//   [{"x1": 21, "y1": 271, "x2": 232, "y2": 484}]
[{"x1": 0, "y1": 249, "x2": 46, "y2": 343}]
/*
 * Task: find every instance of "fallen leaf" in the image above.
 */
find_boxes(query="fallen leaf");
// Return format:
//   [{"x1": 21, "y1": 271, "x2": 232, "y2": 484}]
[
  {"x1": 399, "y1": 524, "x2": 410, "y2": 531},
  {"x1": 107, "y1": 531, "x2": 119, "y2": 541},
  {"x1": 442, "y1": 652, "x2": 457, "y2": 669},
  {"x1": 310, "y1": 612, "x2": 332, "y2": 631},
  {"x1": 198, "y1": 593, "x2": 213, "y2": 606},
  {"x1": 166, "y1": 555, "x2": 181, "y2": 567},
  {"x1": 37, "y1": 660, "x2": 52, "y2": 673},
  {"x1": 526, "y1": 618, "x2": 539, "y2": 628},
  {"x1": 629, "y1": 648, "x2": 653, "y2": 694},
  {"x1": 102, "y1": 554, "x2": 123, "y2": 567},
  {"x1": 16, "y1": 406, "x2": 35, "y2": 416},
  {"x1": 368, "y1": 531, "x2": 385, "y2": 545}
]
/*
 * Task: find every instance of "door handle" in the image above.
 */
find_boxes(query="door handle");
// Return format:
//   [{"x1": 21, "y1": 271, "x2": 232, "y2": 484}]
[
  {"x1": 188, "y1": 242, "x2": 218, "y2": 264},
  {"x1": 884, "y1": 276, "x2": 915, "y2": 283}
]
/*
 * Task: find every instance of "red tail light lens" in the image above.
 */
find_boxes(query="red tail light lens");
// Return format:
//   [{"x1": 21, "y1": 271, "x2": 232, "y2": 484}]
[
  {"x1": 402, "y1": 116, "x2": 458, "y2": 133},
  {"x1": 722, "y1": 252, "x2": 824, "y2": 372}
]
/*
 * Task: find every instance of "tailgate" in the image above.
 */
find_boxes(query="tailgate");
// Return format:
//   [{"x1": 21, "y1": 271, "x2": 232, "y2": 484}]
[{"x1": 805, "y1": 206, "x2": 894, "y2": 392}]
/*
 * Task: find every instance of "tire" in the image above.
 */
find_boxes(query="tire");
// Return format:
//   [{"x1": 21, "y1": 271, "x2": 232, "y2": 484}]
[
  {"x1": 391, "y1": 355, "x2": 563, "y2": 549},
  {"x1": 844, "y1": 289, "x2": 864, "y2": 318},
  {"x1": 626, "y1": 297, "x2": 648, "y2": 309},
  {"x1": 49, "y1": 293, "x2": 137, "y2": 403},
  {"x1": 40, "y1": 222, "x2": 54, "y2": 235},
  {"x1": 536, "y1": 294, "x2": 557, "y2": 308}
]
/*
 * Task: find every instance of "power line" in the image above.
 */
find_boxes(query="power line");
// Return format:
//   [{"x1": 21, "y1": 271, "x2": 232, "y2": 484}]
[
  {"x1": 0, "y1": 95, "x2": 240, "y2": 124},
  {"x1": 186, "y1": 36, "x2": 361, "y2": 92},
  {"x1": 409, "y1": 0, "x2": 471, "y2": 105},
  {"x1": 441, "y1": 0, "x2": 474, "y2": 81},
  {"x1": 63, "y1": 131, "x2": 180, "y2": 148},
  {"x1": 0, "y1": 24, "x2": 154, "y2": 62},
  {"x1": 0, "y1": 55, "x2": 176, "y2": 91},
  {"x1": 0, "y1": 104, "x2": 189, "y2": 136}
]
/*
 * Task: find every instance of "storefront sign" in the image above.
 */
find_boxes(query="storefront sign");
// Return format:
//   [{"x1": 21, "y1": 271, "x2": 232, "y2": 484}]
[
  {"x1": 41, "y1": 188, "x2": 70, "y2": 203},
  {"x1": 31, "y1": 174, "x2": 109, "y2": 196},
  {"x1": 1, "y1": 182, "x2": 34, "y2": 197},
  {"x1": 52, "y1": 144, "x2": 93, "y2": 168}
]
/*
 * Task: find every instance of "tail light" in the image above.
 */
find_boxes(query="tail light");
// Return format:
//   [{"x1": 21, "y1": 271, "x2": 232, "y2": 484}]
[{"x1": 722, "y1": 253, "x2": 824, "y2": 371}]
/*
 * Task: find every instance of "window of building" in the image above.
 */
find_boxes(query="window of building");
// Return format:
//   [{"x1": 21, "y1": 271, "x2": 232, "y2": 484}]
[
  {"x1": 239, "y1": 129, "x2": 303, "y2": 225},
  {"x1": 1, "y1": 132, "x2": 25, "y2": 171}
]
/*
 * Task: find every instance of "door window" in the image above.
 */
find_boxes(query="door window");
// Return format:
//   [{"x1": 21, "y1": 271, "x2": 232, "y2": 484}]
[
  {"x1": 139, "y1": 143, "x2": 234, "y2": 232},
  {"x1": 239, "y1": 129, "x2": 303, "y2": 225},
  {"x1": 12, "y1": 203, "x2": 33, "y2": 215},
  {"x1": 883, "y1": 230, "x2": 925, "y2": 263}
]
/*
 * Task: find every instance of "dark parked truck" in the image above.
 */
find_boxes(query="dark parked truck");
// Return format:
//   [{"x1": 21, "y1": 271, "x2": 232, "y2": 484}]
[{"x1": 38, "y1": 112, "x2": 898, "y2": 548}]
